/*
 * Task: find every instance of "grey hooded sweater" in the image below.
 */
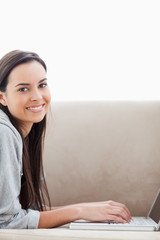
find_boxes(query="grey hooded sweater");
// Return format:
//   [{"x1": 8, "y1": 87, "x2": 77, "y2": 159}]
[{"x1": 0, "y1": 110, "x2": 40, "y2": 228}]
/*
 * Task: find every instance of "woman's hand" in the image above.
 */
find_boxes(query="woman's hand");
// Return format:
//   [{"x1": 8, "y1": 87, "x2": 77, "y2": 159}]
[
  {"x1": 76, "y1": 200, "x2": 131, "y2": 223},
  {"x1": 39, "y1": 200, "x2": 131, "y2": 228}
]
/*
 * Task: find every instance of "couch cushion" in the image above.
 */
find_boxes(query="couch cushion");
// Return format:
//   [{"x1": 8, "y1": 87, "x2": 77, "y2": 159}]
[{"x1": 44, "y1": 101, "x2": 160, "y2": 216}]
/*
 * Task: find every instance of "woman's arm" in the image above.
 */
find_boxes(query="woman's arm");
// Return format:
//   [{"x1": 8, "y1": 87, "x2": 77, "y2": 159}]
[
  {"x1": 0, "y1": 124, "x2": 40, "y2": 229},
  {"x1": 39, "y1": 201, "x2": 131, "y2": 228},
  {"x1": 43, "y1": 206, "x2": 65, "y2": 211}
]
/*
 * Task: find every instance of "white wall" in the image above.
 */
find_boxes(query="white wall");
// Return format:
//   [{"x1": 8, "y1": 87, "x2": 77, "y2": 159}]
[{"x1": 0, "y1": 0, "x2": 160, "y2": 101}]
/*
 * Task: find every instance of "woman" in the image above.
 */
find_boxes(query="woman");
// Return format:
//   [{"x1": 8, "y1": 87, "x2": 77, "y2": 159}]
[{"x1": 0, "y1": 50, "x2": 131, "y2": 228}]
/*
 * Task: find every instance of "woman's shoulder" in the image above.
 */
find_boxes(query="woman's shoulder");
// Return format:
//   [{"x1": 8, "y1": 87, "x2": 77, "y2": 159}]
[{"x1": 0, "y1": 110, "x2": 22, "y2": 143}]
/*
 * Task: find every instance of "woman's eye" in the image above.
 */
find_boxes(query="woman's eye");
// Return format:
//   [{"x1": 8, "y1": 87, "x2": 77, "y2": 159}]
[
  {"x1": 19, "y1": 87, "x2": 28, "y2": 92},
  {"x1": 39, "y1": 83, "x2": 47, "y2": 88}
]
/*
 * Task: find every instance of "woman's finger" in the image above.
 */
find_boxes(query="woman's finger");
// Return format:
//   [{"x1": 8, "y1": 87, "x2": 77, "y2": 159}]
[
  {"x1": 107, "y1": 201, "x2": 131, "y2": 219},
  {"x1": 107, "y1": 206, "x2": 130, "y2": 222},
  {"x1": 105, "y1": 214, "x2": 127, "y2": 223}
]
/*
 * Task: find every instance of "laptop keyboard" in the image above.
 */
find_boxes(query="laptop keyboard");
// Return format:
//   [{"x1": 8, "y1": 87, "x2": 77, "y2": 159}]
[
  {"x1": 107, "y1": 217, "x2": 154, "y2": 226},
  {"x1": 129, "y1": 217, "x2": 154, "y2": 226}
]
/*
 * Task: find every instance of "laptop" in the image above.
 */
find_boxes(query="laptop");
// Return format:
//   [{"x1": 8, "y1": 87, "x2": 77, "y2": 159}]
[{"x1": 70, "y1": 189, "x2": 160, "y2": 231}]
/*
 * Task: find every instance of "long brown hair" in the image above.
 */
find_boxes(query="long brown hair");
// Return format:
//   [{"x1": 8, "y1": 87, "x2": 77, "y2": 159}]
[{"x1": 0, "y1": 50, "x2": 51, "y2": 211}]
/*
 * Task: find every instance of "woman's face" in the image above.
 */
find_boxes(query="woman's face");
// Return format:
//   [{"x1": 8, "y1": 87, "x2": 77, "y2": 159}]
[{"x1": 0, "y1": 61, "x2": 51, "y2": 135}]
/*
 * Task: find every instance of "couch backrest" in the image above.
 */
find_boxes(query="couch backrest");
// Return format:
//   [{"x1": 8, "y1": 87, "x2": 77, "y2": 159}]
[{"x1": 44, "y1": 101, "x2": 160, "y2": 216}]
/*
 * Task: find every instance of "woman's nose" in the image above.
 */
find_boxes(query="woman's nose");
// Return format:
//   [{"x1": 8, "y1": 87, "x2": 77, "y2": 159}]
[{"x1": 30, "y1": 89, "x2": 42, "y2": 101}]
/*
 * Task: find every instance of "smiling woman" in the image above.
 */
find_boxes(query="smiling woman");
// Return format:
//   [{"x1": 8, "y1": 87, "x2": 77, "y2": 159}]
[
  {"x1": 0, "y1": 50, "x2": 52, "y2": 228},
  {"x1": 0, "y1": 50, "x2": 131, "y2": 229},
  {"x1": 1, "y1": 61, "x2": 51, "y2": 135}
]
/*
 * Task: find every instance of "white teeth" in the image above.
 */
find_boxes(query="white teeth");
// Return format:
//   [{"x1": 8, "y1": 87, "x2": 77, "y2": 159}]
[{"x1": 27, "y1": 105, "x2": 43, "y2": 110}]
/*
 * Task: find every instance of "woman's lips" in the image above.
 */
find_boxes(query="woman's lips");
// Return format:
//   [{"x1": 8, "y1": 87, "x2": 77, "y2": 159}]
[{"x1": 26, "y1": 104, "x2": 45, "y2": 112}]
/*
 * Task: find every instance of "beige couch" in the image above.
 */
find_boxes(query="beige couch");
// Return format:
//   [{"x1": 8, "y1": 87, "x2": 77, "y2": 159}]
[{"x1": 44, "y1": 101, "x2": 160, "y2": 218}]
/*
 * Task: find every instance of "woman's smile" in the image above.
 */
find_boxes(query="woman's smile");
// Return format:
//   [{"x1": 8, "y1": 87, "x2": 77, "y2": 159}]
[{"x1": 26, "y1": 104, "x2": 45, "y2": 112}]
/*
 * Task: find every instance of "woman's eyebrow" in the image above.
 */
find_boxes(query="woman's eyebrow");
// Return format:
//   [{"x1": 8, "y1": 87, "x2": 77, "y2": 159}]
[
  {"x1": 39, "y1": 78, "x2": 47, "y2": 83},
  {"x1": 15, "y1": 78, "x2": 47, "y2": 87}
]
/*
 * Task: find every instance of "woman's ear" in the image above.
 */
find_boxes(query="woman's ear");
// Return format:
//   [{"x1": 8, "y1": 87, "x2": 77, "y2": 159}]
[{"x1": 0, "y1": 92, "x2": 7, "y2": 106}]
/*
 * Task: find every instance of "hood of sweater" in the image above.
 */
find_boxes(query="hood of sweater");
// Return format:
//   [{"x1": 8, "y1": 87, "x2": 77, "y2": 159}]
[{"x1": 0, "y1": 109, "x2": 22, "y2": 142}]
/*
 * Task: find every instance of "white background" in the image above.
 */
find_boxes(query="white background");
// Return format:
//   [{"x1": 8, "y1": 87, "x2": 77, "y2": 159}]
[{"x1": 0, "y1": 0, "x2": 160, "y2": 101}]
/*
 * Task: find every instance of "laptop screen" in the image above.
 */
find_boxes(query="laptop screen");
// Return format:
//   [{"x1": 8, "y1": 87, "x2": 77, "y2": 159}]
[{"x1": 149, "y1": 190, "x2": 160, "y2": 224}]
